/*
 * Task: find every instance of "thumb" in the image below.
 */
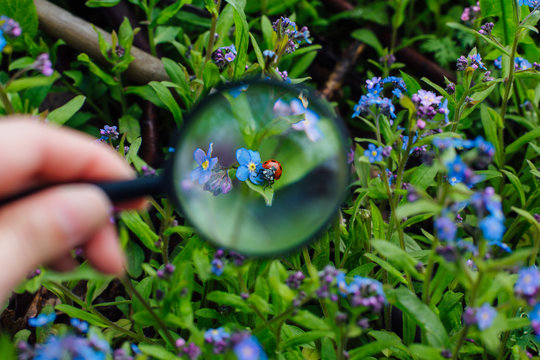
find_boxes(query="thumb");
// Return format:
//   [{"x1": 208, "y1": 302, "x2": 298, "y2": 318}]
[{"x1": 0, "y1": 185, "x2": 115, "y2": 298}]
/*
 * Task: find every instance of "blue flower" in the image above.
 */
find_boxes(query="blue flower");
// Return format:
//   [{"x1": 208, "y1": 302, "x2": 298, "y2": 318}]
[
  {"x1": 435, "y1": 217, "x2": 457, "y2": 242},
  {"x1": 470, "y1": 54, "x2": 487, "y2": 70},
  {"x1": 211, "y1": 258, "x2": 225, "y2": 276},
  {"x1": 230, "y1": 84, "x2": 249, "y2": 98},
  {"x1": 479, "y1": 215, "x2": 506, "y2": 244},
  {"x1": 515, "y1": 267, "x2": 540, "y2": 297},
  {"x1": 70, "y1": 318, "x2": 89, "y2": 334},
  {"x1": 0, "y1": 31, "x2": 5, "y2": 52},
  {"x1": 34, "y1": 334, "x2": 108, "y2": 360},
  {"x1": 29, "y1": 312, "x2": 56, "y2": 327},
  {"x1": 475, "y1": 303, "x2": 496, "y2": 330},
  {"x1": 446, "y1": 155, "x2": 467, "y2": 185},
  {"x1": 519, "y1": 0, "x2": 540, "y2": 7},
  {"x1": 205, "y1": 327, "x2": 230, "y2": 343},
  {"x1": 439, "y1": 99, "x2": 450, "y2": 123},
  {"x1": 364, "y1": 144, "x2": 383, "y2": 163},
  {"x1": 191, "y1": 143, "x2": 218, "y2": 185},
  {"x1": 234, "y1": 336, "x2": 267, "y2": 360},
  {"x1": 236, "y1": 148, "x2": 263, "y2": 184},
  {"x1": 336, "y1": 272, "x2": 349, "y2": 297}
]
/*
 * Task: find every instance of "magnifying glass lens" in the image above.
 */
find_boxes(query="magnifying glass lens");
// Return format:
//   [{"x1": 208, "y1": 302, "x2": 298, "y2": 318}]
[{"x1": 171, "y1": 82, "x2": 348, "y2": 255}]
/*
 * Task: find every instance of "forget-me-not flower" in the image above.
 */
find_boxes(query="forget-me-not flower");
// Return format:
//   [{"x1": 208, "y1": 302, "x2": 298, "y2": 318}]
[
  {"x1": 236, "y1": 148, "x2": 263, "y2": 184},
  {"x1": 364, "y1": 144, "x2": 383, "y2": 163},
  {"x1": 191, "y1": 143, "x2": 218, "y2": 185}
]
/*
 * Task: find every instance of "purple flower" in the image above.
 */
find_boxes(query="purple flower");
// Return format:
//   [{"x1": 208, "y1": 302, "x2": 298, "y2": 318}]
[
  {"x1": 99, "y1": 125, "x2": 119, "y2": 141},
  {"x1": 475, "y1": 303, "x2": 496, "y2": 330},
  {"x1": 34, "y1": 53, "x2": 54, "y2": 76},
  {"x1": 225, "y1": 52, "x2": 236, "y2": 62},
  {"x1": 515, "y1": 267, "x2": 540, "y2": 302},
  {"x1": 205, "y1": 327, "x2": 230, "y2": 343},
  {"x1": 364, "y1": 144, "x2": 383, "y2": 163},
  {"x1": 236, "y1": 148, "x2": 263, "y2": 184},
  {"x1": 478, "y1": 22, "x2": 494, "y2": 35},
  {"x1": 290, "y1": 98, "x2": 323, "y2": 142},
  {"x1": 413, "y1": 89, "x2": 442, "y2": 107},
  {"x1": 203, "y1": 169, "x2": 232, "y2": 196},
  {"x1": 182, "y1": 343, "x2": 201, "y2": 360},
  {"x1": 366, "y1": 77, "x2": 382, "y2": 90},
  {"x1": 435, "y1": 217, "x2": 457, "y2": 242},
  {"x1": 286, "y1": 271, "x2": 305, "y2": 289},
  {"x1": 191, "y1": 143, "x2": 218, "y2": 185},
  {"x1": 234, "y1": 336, "x2": 267, "y2": 360},
  {"x1": 0, "y1": 16, "x2": 21, "y2": 37}
]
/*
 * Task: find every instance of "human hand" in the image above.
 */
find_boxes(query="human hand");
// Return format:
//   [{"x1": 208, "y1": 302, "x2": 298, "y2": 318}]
[{"x1": 0, "y1": 117, "x2": 145, "y2": 303}]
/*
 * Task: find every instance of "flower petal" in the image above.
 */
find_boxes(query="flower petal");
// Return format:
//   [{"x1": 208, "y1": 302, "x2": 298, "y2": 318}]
[
  {"x1": 198, "y1": 169, "x2": 212, "y2": 184},
  {"x1": 236, "y1": 165, "x2": 249, "y2": 181},
  {"x1": 305, "y1": 123, "x2": 323, "y2": 142},
  {"x1": 190, "y1": 166, "x2": 203, "y2": 181},
  {"x1": 249, "y1": 171, "x2": 263, "y2": 184},
  {"x1": 193, "y1": 148, "x2": 206, "y2": 165},
  {"x1": 209, "y1": 157, "x2": 219, "y2": 170},
  {"x1": 249, "y1": 150, "x2": 261, "y2": 164},
  {"x1": 236, "y1": 148, "x2": 250, "y2": 165},
  {"x1": 207, "y1": 142, "x2": 214, "y2": 157},
  {"x1": 291, "y1": 121, "x2": 306, "y2": 131}
]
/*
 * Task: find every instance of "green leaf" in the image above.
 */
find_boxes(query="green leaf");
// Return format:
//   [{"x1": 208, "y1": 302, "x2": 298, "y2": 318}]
[
  {"x1": 349, "y1": 338, "x2": 400, "y2": 360},
  {"x1": 506, "y1": 127, "x2": 540, "y2": 157},
  {"x1": 281, "y1": 331, "x2": 332, "y2": 349},
  {"x1": 225, "y1": 0, "x2": 249, "y2": 79},
  {"x1": 501, "y1": 170, "x2": 526, "y2": 207},
  {"x1": 138, "y1": 344, "x2": 179, "y2": 360},
  {"x1": 446, "y1": 22, "x2": 511, "y2": 56},
  {"x1": 245, "y1": 178, "x2": 274, "y2": 206},
  {"x1": 0, "y1": 334, "x2": 16, "y2": 360},
  {"x1": 118, "y1": 114, "x2": 141, "y2": 143},
  {"x1": 364, "y1": 253, "x2": 407, "y2": 285},
  {"x1": 409, "y1": 163, "x2": 438, "y2": 189},
  {"x1": 125, "y1": 241, "x2": 144, "y2": 278},
  {"x1": 371, "y1": 240, "x2": 423, "y2": 281},
  {"x1": 350, "y1": 28, "x2": 383, "y2": 56},
  {"x1": 479, "y1": 0, "x2": 516, "y2": 46},
  {"x1": 400, "y1": 71, "x2": 421, "y2": 95},
  {"x1": 148, "y1": 81, "x2": 183, "y2": 126},
  {"x1": 0, "y1": 0, "x2": 38, "y2": 38},
  {"x1": 156, "y1": 0, "x2": 192, "y2": 25},
  {"x1": 207, "y1": 291, "x2": 250, "y2": 312},
  {"x1": 119, "y1": 211, "x2": 160, "y2": 252},
  {"x1": 249, "y1": 33, "x2": 265, "y2": 69},
  {"x1": 77, "y1": 53, "x2": 118, "y2": 86},
  {"x1": 85, "y1": 0, "x2": 120, "y2": 7},
  {"x1": 512, "y1": 206, "x2": 540, "y2": 232},
  {"x1": 289, "y1": 50, "x2": 318, "y2": 78},
  {"x1": 396, "y1": 199, "x2": 441, "y2": 219},
  {"x1": 55, "y1": 304, "x2": 109, "y2": 327},
  {"x1": 291, "y1": 310, "x2": 330, "y2": 331},
  {"x1": 8, "y1": 57, "x2": 34, "y2": 71},
  {"x1": 47, "y1": 96, "x2": 86, "y2": 125},
  {"x1": 202, "y1": 61, "x2": 220, "y2": 91},
  {"x1": 480, "y1": 105, "x2": 501, "y2": 166},
  {"x1": 5, "y1": 74, "x2": 58, "y2": 93},
  {"x1": 386, "y1": 287, "x2": 449, "y2": 347}
]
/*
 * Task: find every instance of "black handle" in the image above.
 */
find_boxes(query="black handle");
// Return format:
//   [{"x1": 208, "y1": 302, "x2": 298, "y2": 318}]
[
  {"x1": 95, "y1": 175, "x2": 167, "y2": 202},
  {"x1": 0, "y1": 175, "x2": 167, "y2": 207}
]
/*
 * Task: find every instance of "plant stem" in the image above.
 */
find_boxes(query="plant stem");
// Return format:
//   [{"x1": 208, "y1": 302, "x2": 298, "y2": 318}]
[
  {"x1": 0, "y1": 84, "x2": 15, "y2": 114},
  {"x1": 46, "y1": 281, "x2": 152, "y2": 344},
  {"x1": 204, "y1": 0, "x2": 222, "y2": 65},
  {"x1": 121, "y1": 277, "x2": 176, "y2": 347},
  {"x1": 421, "y1": 237, "x2": 439, "y2": 304}
]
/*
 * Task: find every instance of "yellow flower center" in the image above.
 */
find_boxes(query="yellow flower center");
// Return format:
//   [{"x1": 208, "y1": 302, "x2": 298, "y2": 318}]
[
  {"x1": 371, "y1": 151, "x2": 378, "y2": 157},
  {"x1": 202, "y1": 160, "x2": 209, "y2": 170},
  {"x1": 525, "y1": 275, "x2": 532, "y2": 283},
  {"x1": 248, "y1": 162, "x2": 257, "y2": 171}
]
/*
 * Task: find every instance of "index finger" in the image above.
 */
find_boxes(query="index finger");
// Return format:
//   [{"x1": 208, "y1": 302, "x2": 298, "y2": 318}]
[{"x1": 0, "y1": 117, "x2": 137, "y2": 198}]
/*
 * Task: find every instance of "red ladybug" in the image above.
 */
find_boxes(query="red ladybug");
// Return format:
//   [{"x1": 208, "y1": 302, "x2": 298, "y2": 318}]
[{"x1": 262, "y1": 159, "x2": 282, "y2": 180}]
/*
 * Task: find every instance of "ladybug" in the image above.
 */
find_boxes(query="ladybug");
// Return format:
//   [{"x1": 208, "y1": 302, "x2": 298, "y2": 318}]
[
  {"x1": 262, "y1": 160, "x2": 282, "y2": 179},
  {"x1": 257, "y1": 159, "x2": 283, "y2": 189}
]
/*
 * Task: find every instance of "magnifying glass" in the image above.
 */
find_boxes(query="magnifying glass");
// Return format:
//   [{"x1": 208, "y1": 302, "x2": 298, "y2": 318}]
[{"x1": 13, "y1": 81, "x2": 350, "y2": 256}]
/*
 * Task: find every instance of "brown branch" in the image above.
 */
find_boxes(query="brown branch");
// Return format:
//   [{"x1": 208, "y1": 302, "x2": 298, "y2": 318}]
[
  {"x1": 34, "y1": 0, "x2": 169, "y2": 84},
  {"x1": 321, "y1": 40, "x2": 365, "y2": 101}
]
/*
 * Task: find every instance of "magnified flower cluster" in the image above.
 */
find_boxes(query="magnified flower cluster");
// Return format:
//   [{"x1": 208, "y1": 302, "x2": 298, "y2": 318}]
[
  {"x1": 271, "y1": 16, "x2": 311, "y2": 55},
  {"x1": 273, "y1": 95, "x2": 323, "y2": 142}
]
